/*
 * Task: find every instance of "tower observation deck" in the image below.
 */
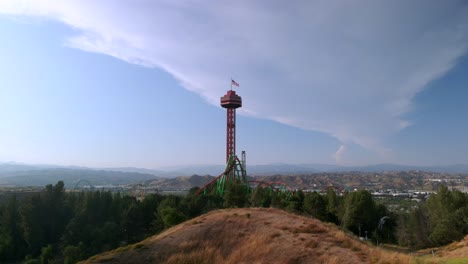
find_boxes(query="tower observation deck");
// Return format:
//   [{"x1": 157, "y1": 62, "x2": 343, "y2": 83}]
[{"x1": 220, "y1": 90, "x2": 242, "y2": 163}]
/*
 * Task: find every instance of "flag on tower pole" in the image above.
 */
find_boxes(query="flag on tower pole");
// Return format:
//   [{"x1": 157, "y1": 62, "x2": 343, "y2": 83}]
[{"x1": 231, "y1": 79, "x2": 239, "y2": 87}]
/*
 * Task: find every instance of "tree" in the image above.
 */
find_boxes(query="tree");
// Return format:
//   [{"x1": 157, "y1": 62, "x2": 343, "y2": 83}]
[
  {"x1": 372, "y1": 205, "x2": 397, "y2": 244},
  {"x1": 429, "y1": 218, "x2": 463, "y2": 246},
  {"x1": 324, "y1": 189, "x2": 342, "y2": 224},
  {"x1": 426, "y1": 185, "x2": 451, "y2": 227},
  {"x1": 303, "y1": 192, "x2": 327, "y2": 221},
  {"x1": 159, "y1": 207, "x2": 186, "y2": 228},
  {"x1": 223, "y1": 180, "x2": 249, "y2": 208},
  {"x1": 21, "y1": 195, "x2": 45, "y2": 256},
  {"x1": 63, "y1": 245, "x2": 81, "y2": 264},
  {"x1": 0, "y1": 195, "x2": 27, "y2": 260},
  {"x1": 182, "y1": 188, "x2": 205, "y2": 217},
  {"x1": 121, "y1": 203, "x2": 144, "y2": 243},
  {"x1": 140, "y1": 193, "x2": 164, "y2": 231},
  {"x1": 286, "y1": 190, "x2": 304, "y2": 212},
  {"x1": 43, "y1": 181, "x2": 70, "y2": 244},
  {"x1": 425, "y1": 185, "x2": 468, "y2": 246},
  {"x1": 396, "y1": 213, "x2": 411, "y2": 247},
  {"x1": 341, "y1": 190, "x2": 378, "y2": 237},
  {"x1": 250, "y1": 187, "x2": 272, "y2": 208},
  {"x1": 407, "y1": 205, "x2": 431, "y2": 249},
  {"x1": 40, "y1": 244, "x2": 53, "y2": 264}
]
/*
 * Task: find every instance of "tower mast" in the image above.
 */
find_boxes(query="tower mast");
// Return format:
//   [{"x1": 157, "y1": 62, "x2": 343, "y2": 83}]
[{"x1": 220, "y1": 82, "x2": 242, "y2": 162}]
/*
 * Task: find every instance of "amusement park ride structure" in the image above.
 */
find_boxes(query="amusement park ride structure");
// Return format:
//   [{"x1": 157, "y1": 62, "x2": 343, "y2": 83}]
[
  {"x1": 196, "y1": 81, "x2": 294, "y2": 196},
  {"x1": 196, "y1": 83, "x2": 249, "y2": 195}
]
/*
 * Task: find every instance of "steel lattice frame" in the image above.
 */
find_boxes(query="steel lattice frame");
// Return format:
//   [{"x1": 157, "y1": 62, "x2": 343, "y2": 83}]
[
  {"x1": 196, "y1": 89, "x2": 247, "y2": 196},
  {"x1": 226, "y1": 108, "x2": 236, "y2": 163},
  {"x1": 196, "y1": 155, "x2": 248, "y2": 196},
  {"x1": 249, "y1": 180, "x2": 294, "y2": 198}
]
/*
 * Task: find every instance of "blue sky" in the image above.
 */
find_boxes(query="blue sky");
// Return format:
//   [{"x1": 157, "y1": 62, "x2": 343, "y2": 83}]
[{"x1": 0, "y1": 1, "x2": 467, "y2": 168}]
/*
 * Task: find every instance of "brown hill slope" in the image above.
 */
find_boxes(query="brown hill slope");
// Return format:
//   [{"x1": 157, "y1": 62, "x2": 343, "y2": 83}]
[
  {"x1": 81, "y1": 208, "x2": 418, "y2": 264},
  {"x1": 144, "y1": 175, "x2": 214, "y2": 190},
  {"x1": 415, "y1": 235, "x2": 468, "y2": 263},
  {"x1": 436, "y1": 235, "x2": 468, "y2": 258}
]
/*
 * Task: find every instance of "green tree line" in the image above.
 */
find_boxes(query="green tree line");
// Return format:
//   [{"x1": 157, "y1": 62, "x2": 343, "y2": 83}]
[
  {"x1": 248, "y1": 184, "x2": 397, "y2": 244},
  {"x1": 229, "y1": 181, "x2": 468, "y2": 248},
  {"x1": 0, "y1": 180, "x2": 467, "y2": 263},
  {"x1": 397, "y1": 185, "x2": 468, "y2": 249},
  {"x1": 0, "y1": 181, "x2": 223, "y2": 263}
]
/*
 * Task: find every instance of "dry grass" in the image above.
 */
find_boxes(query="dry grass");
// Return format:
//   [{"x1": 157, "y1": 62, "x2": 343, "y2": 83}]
[
  {"x1": 80, "y1": 208, "x2": 468, "y2": 264},
  {"x1": 305, "y1": 239, "x2": 319, "y2": 248},
  {"x1": 270, "y1": 232, "x2": 281, "y2": 239},
  {"x1": 414, "y1": 235, "x2": 468, "y2": 263},
  {"x1": 437, "y1": 235, "x2": 468, "y2": 258}
]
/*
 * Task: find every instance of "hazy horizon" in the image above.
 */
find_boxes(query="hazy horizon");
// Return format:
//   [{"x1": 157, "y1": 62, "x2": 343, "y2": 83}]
[{"x1": 1, "y1": 160, "x2": 467, "y2": 172}]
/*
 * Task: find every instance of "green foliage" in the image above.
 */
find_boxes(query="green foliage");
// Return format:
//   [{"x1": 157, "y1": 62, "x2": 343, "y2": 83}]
[
  {"x1": 20, "y1": 181, "x2": 71, "y2": 256},
  {"x1": 223, "y1": 180, "x2": 249, "y2": 208},
  {"x1": 2, "y1": 179, "x2": 465, "y2": 263},
  {"x1": 250, "y1": 187, "x2": 272, "y2": 207},
  {"x1": 0, "y1": 195, "x2": 27, "y2": 261},
  {"x1": 373, "y1": 204, "x2": 397, "y2": 244},
  {"x1": 160, "y1": 207, "x2": 186, "y2": 228},
  {"x1": 429, "y1": 218, "x2": 462, "y2": 245},
  {"x1": 303, "y1": 192, "x2": 327, "y2": 221},
  {"x1": 286, "y1": 190, "x2": 304, "y2": 212},
  {"x1": 270, "y1": 191, "x2": 289, "y2": 209},
  {"x1": 324, "y1": 189, "x2": 342, "y2": 224},
  {"x1": 24, "y1": 257, "x2": 40, "y2": 264},
  {"x1": 341, "y1": 190, "x2": 379, "y2": 236},
  {"x1": 63, "y1": 245, "x2": 81, "y2": 264},
  {"x1": 407, "y1": 204, "x2": 432, "y2": 249},
  {"x1": 40, "y1": 244, "x2": 53, "y2": 264},
  {"x1": 0, "y1": 181, "x2": 224, "y2": 263},
  {"x1": 398, "y1": 185, "x2": 468, "y2": 249},
  {"x1": 425, "y1": 186, "x2": 468, "y2": 246}
]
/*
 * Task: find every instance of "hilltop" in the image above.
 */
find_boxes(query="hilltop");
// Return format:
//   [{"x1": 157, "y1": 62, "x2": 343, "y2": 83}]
[{"x1": 82, "y1": 208, "x2": 414, "y2": 264}]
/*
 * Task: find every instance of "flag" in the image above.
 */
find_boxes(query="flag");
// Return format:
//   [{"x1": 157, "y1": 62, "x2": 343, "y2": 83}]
[{"x1": 231, "y1": 79, "x2": 239, "y2": 87}]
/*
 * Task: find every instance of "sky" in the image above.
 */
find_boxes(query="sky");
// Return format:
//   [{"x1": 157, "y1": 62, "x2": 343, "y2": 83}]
[{"x1": 0, "y1": 1, "x2": 467, "y2": 168}]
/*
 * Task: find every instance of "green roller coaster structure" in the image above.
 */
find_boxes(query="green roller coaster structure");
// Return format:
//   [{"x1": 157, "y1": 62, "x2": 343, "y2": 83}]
[
  {"x1": 196, "y1": 152, "x2": 295, "y2": 200},
  {"x1": 196, "y1": 154, "x2": 249, "y2": 196}
]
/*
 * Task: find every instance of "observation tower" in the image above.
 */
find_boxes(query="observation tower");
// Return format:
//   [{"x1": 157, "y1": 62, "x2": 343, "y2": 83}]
[
  {"x1": 196, "y1": 80, "x2": 294, "y2": 197},
  {"x1": 220, "y1": 89, "x2": 242, "y2": 162},
  {"x1": 195, "y1": 80, "x2": 247, "y2": 195}
]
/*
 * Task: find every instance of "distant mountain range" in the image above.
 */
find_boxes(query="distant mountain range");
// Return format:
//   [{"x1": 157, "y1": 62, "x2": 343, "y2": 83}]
[
  {"x1": 0, "y1": 163, "x2": 159, "y2": 188},
  {"x1": 0, "y1": 162, "x2": 467, "y2": 188},
  {"x1": 149, "y1": 163, "x2": 468, "y2": 176}
]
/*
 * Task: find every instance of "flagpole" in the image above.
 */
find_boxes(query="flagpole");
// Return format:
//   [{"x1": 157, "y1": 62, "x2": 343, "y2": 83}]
[{"x1": 230, "y1": 78, "x2": 232, "y2": 91}]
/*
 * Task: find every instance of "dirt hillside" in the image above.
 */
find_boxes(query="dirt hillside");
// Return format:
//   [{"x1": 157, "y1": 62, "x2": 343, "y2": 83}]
[{"x1": 81, "y1": 208, "x2": 424, "y2": 264}]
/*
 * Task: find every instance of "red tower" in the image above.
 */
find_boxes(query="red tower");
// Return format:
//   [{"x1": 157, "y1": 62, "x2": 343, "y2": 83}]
[{"x1": 220, "y1": 90, "x2": 242, "y2": 163}]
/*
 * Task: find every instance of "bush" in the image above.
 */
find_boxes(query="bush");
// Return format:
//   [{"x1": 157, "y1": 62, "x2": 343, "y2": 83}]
[
  {"x1": 160, "y1": 207, "x2": 186, "y2": 228},
  {"x1": 63, "y1": 245, "x2": 81, "y2": 264}
]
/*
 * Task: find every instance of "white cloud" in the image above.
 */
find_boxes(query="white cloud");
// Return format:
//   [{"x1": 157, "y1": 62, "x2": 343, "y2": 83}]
[
  {"x1": 1, "y1": 0, "x2": 468, "y2": 160},
  {"x1": 333, "y1": 145, "x2": 346, "y2": 165}
]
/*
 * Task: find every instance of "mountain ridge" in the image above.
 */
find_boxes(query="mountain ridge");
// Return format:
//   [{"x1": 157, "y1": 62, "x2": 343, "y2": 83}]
[{"x1": 1, "y1": 162, "x2": 467, "y2": 188}]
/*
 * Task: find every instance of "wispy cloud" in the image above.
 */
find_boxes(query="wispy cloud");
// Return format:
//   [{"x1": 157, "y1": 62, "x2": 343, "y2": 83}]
[
  {"x1": 333, "y1": 145, "x2": 346, "y2": 165},
  {"x1": 1, "y1": 0, "x2": 468, "y2": 161}
]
